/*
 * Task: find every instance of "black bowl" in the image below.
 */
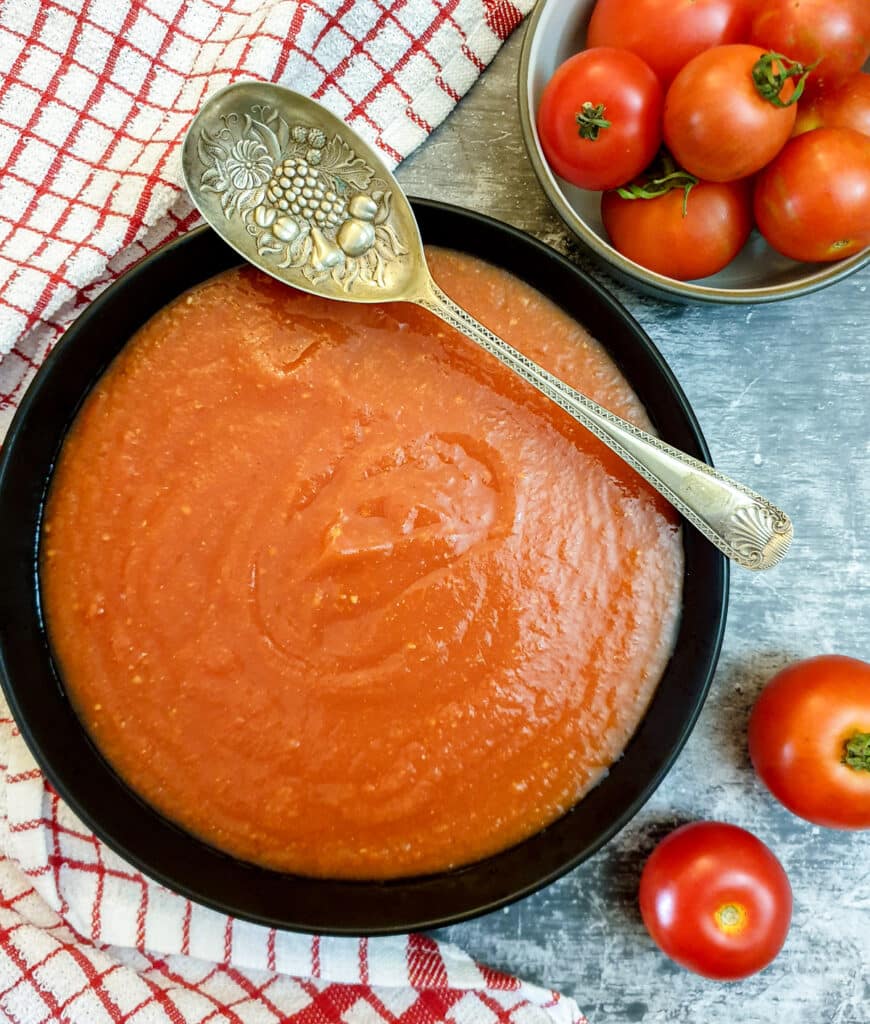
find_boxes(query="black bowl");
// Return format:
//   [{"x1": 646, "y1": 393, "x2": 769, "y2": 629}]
[{"x1": 0, "y1": 201, "x2": 727, "y2": 935}]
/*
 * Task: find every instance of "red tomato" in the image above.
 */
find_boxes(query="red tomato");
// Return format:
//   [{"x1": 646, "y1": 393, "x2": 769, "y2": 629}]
[
  {"x1": 601, "y1": 177, "x2": 753, "y2": 279},
  {"x1": 794, "y1": 73, "x2": 870, "y2": 138},
  {"x1": 750, "y1": 0, "x2": 870, "y2": 80},
  {"x1": 753, "y1": 127, "x2": 870, "y2": 261},
  {"x1": 749, "y1": 655, "x2": 870, "y2": 829},
  {"x1": 663, "y1": 45, "x2": 801, "y2": 181},
  {"x1": 536, "y1": 48, "x2": 663, "y2": 191},
  {"x1": 639, "y1": 822, "x2": 792, "y2": 981},
  {"x1": 587, "y1": 0, "x2": 754, "y2": 88}
]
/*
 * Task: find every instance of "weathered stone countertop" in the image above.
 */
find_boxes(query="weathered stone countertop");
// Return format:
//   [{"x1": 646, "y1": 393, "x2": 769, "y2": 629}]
[{"x1": 396, "y1": 26, "x2": 870, "y2": 1024}]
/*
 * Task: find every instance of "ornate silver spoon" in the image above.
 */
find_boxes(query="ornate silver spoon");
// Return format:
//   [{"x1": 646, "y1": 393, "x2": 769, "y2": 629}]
[{"x1": 181, "y1": 81, "x2": 792, "y2": 570}]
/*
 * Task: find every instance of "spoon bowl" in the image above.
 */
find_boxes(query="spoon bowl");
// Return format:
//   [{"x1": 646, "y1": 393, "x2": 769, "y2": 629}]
[
  {"x1": 183, "y1": 82, "x2": 425, "y2": 304},
  {"x1": 182, "y1": 81, "x2": 793, "y2": 570}
]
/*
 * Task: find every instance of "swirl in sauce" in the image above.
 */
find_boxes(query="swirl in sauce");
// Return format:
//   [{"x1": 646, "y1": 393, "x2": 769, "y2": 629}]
[{"x1": 41, "y1": 249, "x2": 683, "y2": 879}]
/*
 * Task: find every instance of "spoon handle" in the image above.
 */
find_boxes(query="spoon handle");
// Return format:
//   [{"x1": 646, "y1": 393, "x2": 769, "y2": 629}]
[{"x1": 418, "y1": 279, "x2": 792, "y2": 571}]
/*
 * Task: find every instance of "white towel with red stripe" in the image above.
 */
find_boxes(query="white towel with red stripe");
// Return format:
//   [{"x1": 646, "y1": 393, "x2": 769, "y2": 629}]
[
  {"x1": 1, "y1": 700, "x2": 585, "y2": 1023},
  {"x1": 0, "y1": 2, "x2": 590, "y2": 1023},
  {"x1": 0, "y1": 701, "x2": 585, "y2": 1022}
]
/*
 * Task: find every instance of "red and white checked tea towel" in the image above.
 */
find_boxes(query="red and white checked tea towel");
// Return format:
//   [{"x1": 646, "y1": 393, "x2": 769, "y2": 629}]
[
  {"x1": 0, "y1": 2, "x2": 589, "y2": 1023},
  {"x1": 0, "y1": 711, "x2": 587, "y2": 1024}
]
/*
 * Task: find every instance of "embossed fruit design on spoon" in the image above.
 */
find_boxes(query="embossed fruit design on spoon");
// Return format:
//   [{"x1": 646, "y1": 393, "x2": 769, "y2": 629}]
[{"x1": 181, "y1": 81, "x2": 792, "y2": 570}]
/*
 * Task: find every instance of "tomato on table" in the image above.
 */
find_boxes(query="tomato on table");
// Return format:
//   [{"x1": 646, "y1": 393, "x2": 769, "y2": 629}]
[
  {"x1": 749, "y1": 655, "x2": 870, "y2": 829},
  {"x1": 753, "y1": 127, "x2": 870, "y2": 261},
  {"x1": 536, "y1": 48, "x2": 663, "y2": 191},
  {"x1": 601, "y1": 170, "x2": 752, "y2": 280},
  {"x1": 587, "y1": 0, "x2": 754, "y2": 88},
  {"x1": 639, "y1": 822, "x2": 792, "y2": 980},
  {"x1": 663, "y1": 44, "x2": 812, "y2": 181},
  {"x1": 794, "y1": 73, "x2": 870, "y2": 138},
  {"x1": 750, "y1": 0, "x2": 870, "y2": 80}
]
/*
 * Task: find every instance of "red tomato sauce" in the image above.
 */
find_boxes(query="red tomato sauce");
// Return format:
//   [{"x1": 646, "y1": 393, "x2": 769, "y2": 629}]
[{"x1": 41, "y1": 248, "x2": 683, "y2": 879}]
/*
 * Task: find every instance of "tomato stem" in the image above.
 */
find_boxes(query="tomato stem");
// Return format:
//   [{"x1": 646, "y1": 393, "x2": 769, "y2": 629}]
[
  {"x1": 575, "y1": 102, "x2": 611, "y2": 141},
  {"x1": 752, "y1": 52, "x2": 818, "y2": 108},
  {"x1": 615, "y1": 152, "x2": 699, "y2": 216},
  {"x1": 843, "y1": 732, "x2": 870, "y2": 772}
]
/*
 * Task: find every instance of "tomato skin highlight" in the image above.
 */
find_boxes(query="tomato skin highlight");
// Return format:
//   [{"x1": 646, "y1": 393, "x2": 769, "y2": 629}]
[
  {"x1": 537, "y1": 48, "x2": 664, "y2": 191},
  {"x1": 748, "y1": 655, "x2": 870, "y2": 829},
  {"x1": 663, "y1": 45, "x2": 798, "y2": 182},
  {"x1": 793, "y1": 73, "x2": 870, "y2": 138},
  {"x1": 753, "y1": 127, "x2": 870, "y2": 262},
  {"x1": 601, "y1": 178, "x2": 753, "y2": 280},
  {"x1": 587, "y1": 0, "x2": 753, "y2": 88},
  {"x1": 639, "y1": 822, "x2": 792, "y2": 981},
  {"x1": 750, "y1": 0, "x2": 870, "y2": 80}
]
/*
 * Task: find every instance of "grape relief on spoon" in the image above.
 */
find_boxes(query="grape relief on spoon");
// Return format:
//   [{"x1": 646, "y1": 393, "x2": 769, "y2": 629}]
[{"x1": 195, "y1": 103, "x2": 407, "y2": 288}]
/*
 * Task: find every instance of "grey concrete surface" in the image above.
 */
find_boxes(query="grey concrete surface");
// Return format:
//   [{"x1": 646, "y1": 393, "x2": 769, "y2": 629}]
[{"x1": 396, "y1": 27, "x2": 870, "y2": 1024}]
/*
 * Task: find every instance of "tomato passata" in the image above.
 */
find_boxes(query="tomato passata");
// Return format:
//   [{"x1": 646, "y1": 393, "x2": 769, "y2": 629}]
[
  {"x1": 749, "y1": 655, "x2": 870, "y2": 829},
  {"x1": 587, "y1": 0, "x2": 753, "y2": 88},
  {"x1": 537, "y1": 48, "x2": 663, "y2": 190},
  {"x1": 753, "y1": 127, "x2": 870, "y2": 261},
  {"x1": 640, "y1": 822, "x2": 792, "y2": 981},
  {"x1": 750, "y1": 0, "x2": 870, "y2": 80},
  {"x1": 601, "y1": 176, "x2": 752, "y2": 280},
  {"x1": 664, "y1": 45, "x2": 806, "y2": 181}
]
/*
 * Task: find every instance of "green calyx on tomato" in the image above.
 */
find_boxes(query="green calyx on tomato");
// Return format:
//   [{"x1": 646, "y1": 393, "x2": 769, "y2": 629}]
[
  {"x1": 843, "y1": 732, "x2": 870, "y2": 772},
  {"x1": 616, "y1": 152, "x2": 699, "y2": 216},
  {"x1": 752, "y1": 51, "x2": 816, "y2": 108},
  {"x1": 575, "y1": 102, "x2": 612, "y2": 141},
  {"x1": 537, "y1": 48, "x2": 663, "y2": 190},
  {"x1": 748, "y1": 654, "x2": 870, "y2": 828}
]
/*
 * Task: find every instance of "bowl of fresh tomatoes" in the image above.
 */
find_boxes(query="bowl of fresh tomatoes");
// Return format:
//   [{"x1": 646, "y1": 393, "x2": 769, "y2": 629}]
[{"x1": 518, "y1": 0, "x2": 870, "y2": 303}]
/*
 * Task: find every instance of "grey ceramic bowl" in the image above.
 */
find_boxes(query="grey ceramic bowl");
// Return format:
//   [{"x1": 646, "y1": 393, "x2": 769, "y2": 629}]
[{"x1": 518, "y1": 0, "x2": 870, "y2": 304}]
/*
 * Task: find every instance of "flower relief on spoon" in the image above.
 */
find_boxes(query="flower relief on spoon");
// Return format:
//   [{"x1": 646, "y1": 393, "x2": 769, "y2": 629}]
[{"x1": 196, "y1": 103, "x2": 408, "y2": 285}]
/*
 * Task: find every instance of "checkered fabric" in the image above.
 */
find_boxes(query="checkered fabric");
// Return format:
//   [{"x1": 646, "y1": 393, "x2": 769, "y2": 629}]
[
  {"x1": 0, "y1": 0, "x2": 534, "y2": 438},
  {"x1": 0, "y1": 2, "x2": 590, "y2": 1022},
  {"x1": 0, "y1": 711, "x2": 587, "y2": 1024}
]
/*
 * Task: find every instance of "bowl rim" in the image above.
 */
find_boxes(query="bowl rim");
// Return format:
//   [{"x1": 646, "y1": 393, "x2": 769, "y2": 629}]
[
  {"x1": 517, "y1": 0, "x2": 870, "y2": 305},
  {"x1": 0, "y1": 202, "x2": 728, "y2": 935}
]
